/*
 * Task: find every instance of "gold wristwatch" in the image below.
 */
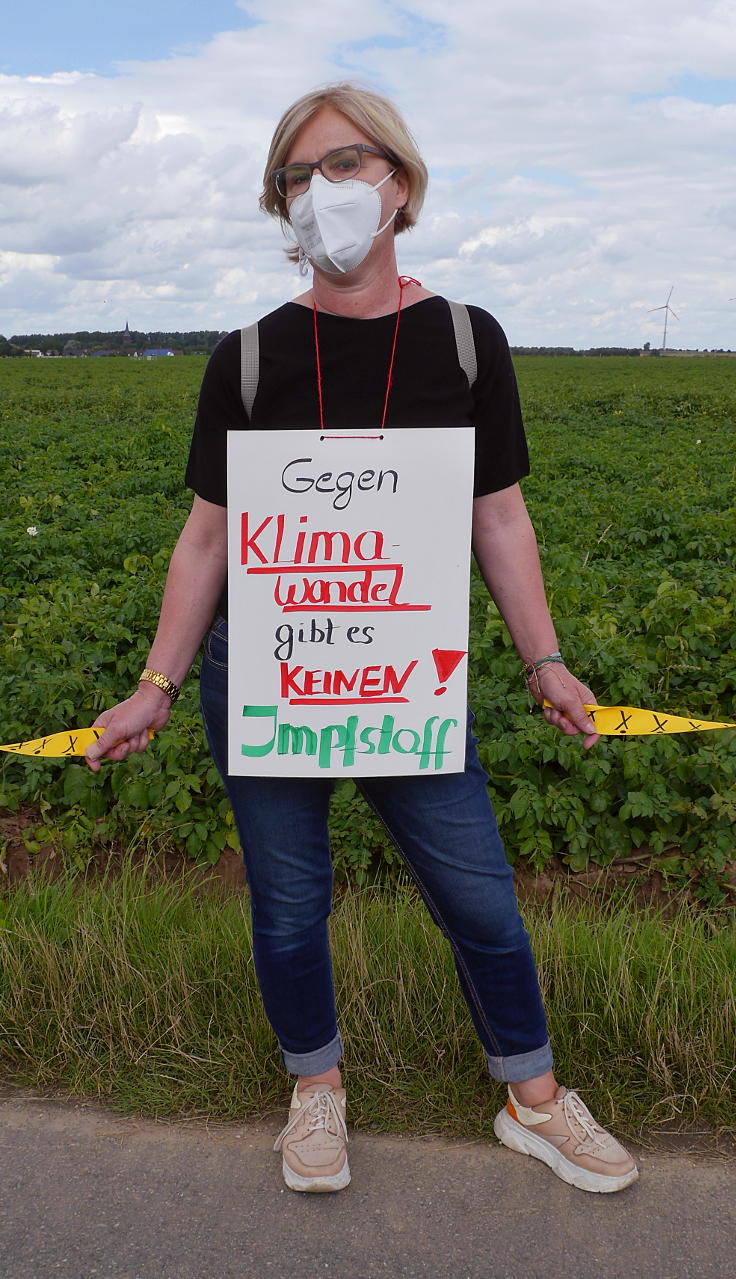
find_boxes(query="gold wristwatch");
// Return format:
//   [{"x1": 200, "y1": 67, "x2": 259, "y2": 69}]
[{"x1": 139, "y1": 668, "x2": 181, "y2": 703}]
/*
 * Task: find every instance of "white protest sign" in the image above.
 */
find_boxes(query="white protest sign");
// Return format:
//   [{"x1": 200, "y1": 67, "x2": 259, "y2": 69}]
[{"x1": 227, "y1": 428, "x2": 475, "y2": 776}]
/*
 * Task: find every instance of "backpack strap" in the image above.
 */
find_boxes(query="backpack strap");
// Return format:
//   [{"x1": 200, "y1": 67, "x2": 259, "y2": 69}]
[
  {"x1": 240, "y1": 322, "x2": 259, "y2": 420},
  {"x1": 447, "y1": 299, "x2": 478, "y2": 389},
  {"x1": 239, "y1": 300, "x2": 477, "y2": 418}
]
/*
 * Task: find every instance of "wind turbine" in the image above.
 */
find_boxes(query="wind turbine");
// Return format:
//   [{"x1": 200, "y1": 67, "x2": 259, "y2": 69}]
[{"x1": 649, "y1": 286, "x2": 679, "y2": 351}]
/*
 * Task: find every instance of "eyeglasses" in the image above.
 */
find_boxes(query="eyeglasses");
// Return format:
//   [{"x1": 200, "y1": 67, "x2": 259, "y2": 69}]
[{"x1": 272, "y1": 144, "x2": 392, "y2": 199}]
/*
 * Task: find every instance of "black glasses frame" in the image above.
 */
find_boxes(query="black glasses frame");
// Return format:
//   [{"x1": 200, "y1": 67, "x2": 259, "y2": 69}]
[{"x1": 272, "y1": 144, "x2": 392, "y2": 198}]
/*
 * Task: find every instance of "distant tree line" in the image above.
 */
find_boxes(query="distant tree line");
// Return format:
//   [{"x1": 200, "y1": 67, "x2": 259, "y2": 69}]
[
  {"x1": 0, "y1": 336, "x2": 28, "y2": 357},
  {"x1": 510, "y1": 346, "x2": 645, "y2": 357},
  {"x1": 2, "y1": 333, "x2": 730, "y2": 359},
  {"x1": 2, "y1": 330, "x2": 228, "y2": 356}
]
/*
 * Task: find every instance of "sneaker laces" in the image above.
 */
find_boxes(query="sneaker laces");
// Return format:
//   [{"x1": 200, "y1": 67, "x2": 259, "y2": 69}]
[
  {"x1": 273, "y1": 1089, "x2": 347, "y2": 1153},
  {"x1": 562, "y1": 1090, "x2": 612, "y2": 1152}
]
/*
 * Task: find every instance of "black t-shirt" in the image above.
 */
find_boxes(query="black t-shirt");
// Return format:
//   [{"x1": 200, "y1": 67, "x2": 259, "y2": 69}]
[{"x1": 185, "y1": 296, "x2": 529, "y2": 616}]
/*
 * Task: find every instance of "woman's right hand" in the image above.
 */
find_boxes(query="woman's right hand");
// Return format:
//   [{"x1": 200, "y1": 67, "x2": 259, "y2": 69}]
[{"x1": 84, "y1": 684, "x2": 173, "y2": 771}]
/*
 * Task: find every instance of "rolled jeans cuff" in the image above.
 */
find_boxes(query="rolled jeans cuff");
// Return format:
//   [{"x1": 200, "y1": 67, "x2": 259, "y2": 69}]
[
  {"x1": 485, "y1": 1039, "x2": 554, "y2": 1083},
  {"x1": 280, "y1": 1031, "x2": 344, "y2": 1076}
]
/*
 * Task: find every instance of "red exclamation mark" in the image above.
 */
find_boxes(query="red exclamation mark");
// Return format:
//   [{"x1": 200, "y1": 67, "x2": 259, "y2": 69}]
[{"x1": 432, "y1": 649, "x2": 467, "y2": 695}]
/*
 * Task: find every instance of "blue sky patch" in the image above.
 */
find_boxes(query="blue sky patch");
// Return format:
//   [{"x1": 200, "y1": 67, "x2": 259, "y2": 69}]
[
  {"x1": 1, "y1": 1, "x2": 257, "y2": 76},
  {"x1": 632, "y1": 73, "x2": 736, "y2": 107},
  {"x1": 671, "y1": 74, "x2": 736, "y2": 105}
]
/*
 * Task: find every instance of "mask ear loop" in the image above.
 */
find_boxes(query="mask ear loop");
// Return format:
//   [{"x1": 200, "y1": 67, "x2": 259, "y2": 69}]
[
  {"x1": 372, "y1": 209, "x2": 398, "y2": 240},
  {"x1": 297, "y1": 246, "x2": 310, "y2": 277},
  {"x1": 371, "y1": 169, "x2": 398, "y2": 241}
]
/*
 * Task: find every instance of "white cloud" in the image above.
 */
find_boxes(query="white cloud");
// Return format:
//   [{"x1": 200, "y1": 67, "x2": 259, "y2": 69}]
[{"x1": 1, "y1": 0, "x2": 735, "y2": 346}]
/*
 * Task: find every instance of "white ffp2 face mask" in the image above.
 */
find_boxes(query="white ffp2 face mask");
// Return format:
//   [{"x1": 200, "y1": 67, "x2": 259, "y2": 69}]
[{"x1": 289, "y1": 170, "x2": 398, "y2": 275}]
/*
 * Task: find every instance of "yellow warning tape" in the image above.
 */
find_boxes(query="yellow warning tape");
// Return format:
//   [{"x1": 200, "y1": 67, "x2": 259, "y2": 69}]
[
  {"x1": 544, "y1": 702, "x2": 736, "y2": 735},
  {"x1": 2, "y1": 705, "x2": 734, "y2": 758},
  {"x1": 0, "y1": 728, "x2": 154, "y2": 757}
]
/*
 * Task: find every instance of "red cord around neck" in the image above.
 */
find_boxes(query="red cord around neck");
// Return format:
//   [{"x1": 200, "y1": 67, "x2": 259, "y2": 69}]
[{"x1": 312, "y1": 276, "x2": 420, "y2": 436}]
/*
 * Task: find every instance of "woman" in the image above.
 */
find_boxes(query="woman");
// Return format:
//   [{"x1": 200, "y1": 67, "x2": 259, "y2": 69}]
[{"x1": 86, "y1": 84, "x2": 638, "y2": 1195}]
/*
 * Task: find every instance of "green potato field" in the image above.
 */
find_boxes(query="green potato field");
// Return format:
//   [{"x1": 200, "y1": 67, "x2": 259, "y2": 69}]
[{"x1": 1, "y1": 354, "x2": 734, "y2": 897}]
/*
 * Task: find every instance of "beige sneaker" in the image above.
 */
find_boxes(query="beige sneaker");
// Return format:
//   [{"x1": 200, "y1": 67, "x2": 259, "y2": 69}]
[
  {"x1": 273, "y1": 1082, "x2": 350, "y2": 1193},
  {"x1": 494, "y1": 1086, "x2": 638, "y2": 1193}
]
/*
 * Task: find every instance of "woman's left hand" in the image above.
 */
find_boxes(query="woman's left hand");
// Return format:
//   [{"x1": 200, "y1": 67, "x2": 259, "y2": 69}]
[{"x1": 529, "y1": 663, "x2": 600, "y2": 749}]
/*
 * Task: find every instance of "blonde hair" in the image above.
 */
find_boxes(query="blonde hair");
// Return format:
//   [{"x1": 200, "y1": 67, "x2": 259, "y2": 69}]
[{"x1": 260, "y1": 83, "x2": 428, "y2": 260}]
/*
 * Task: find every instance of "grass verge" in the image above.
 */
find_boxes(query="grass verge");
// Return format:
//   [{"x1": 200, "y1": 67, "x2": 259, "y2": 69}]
[{"x1": 0, "y1": 862, "x2": 733, "y2": 1140}]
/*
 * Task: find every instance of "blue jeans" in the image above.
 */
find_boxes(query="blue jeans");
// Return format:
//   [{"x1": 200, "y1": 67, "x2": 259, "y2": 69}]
[{"x1": 200, "y1": 616, "x2": 552, "y2": 1083}]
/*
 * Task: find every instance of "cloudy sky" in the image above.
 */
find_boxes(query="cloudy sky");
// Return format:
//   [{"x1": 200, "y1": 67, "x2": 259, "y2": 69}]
[{"x1": 2, "y1": 0, "x2": 735, "y2": 348}]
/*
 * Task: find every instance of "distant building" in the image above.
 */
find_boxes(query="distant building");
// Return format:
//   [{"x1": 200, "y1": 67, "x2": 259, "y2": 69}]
[
  {"x1": 142, "y1": 348, "x2": 175, "y2": 359},
  {"x1": 122, "y1": 321, "x2": 133, "y2": 348}
]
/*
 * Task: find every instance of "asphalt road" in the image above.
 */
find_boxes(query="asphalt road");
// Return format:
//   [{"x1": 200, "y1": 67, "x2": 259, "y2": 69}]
[{"x1": 1, "y1": 1087, "x2": 734, "y2": 1279}]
